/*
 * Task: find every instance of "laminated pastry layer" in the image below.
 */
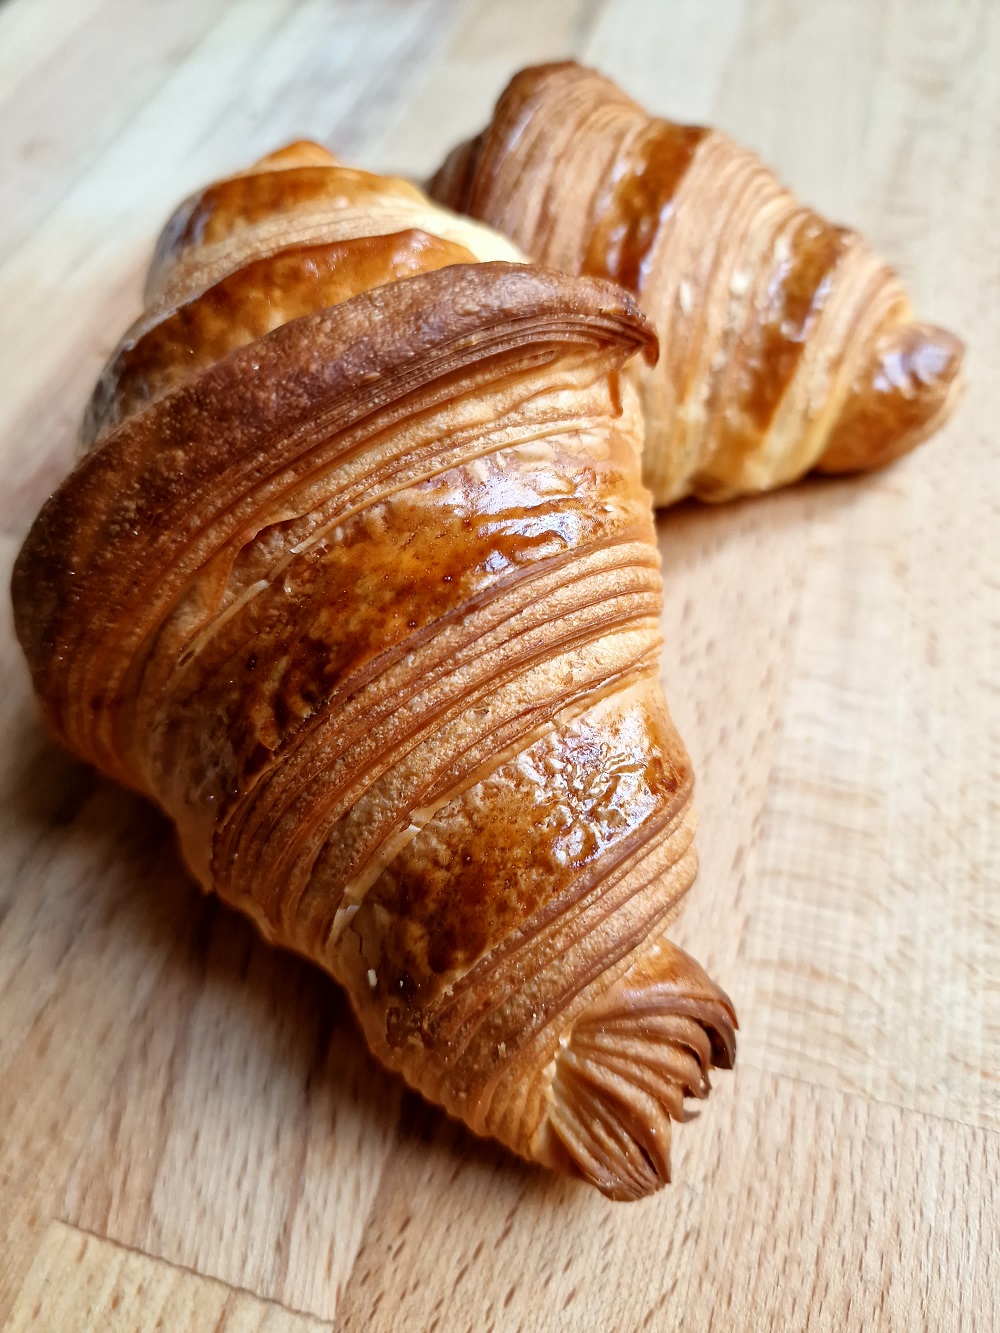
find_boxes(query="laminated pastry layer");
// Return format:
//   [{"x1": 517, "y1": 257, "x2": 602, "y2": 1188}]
[{"x1": 429, "y1": 62, "x2": 964, "y2": 505}]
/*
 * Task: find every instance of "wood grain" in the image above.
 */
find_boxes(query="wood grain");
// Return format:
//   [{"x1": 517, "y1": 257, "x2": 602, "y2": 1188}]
[
  {"x1": 334, "y1": 1066, "x2": 999, "y2": 1332},
  {"x1": 1, "y1": 1, "x2": 997, "y2": 1329},
  {"x1": 7, "y1": 1221, "x2": 328, "y2": 1332}
]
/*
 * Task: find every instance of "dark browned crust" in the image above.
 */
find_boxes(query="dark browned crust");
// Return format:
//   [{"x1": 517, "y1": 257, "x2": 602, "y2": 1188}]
[
  {"x1": 80, "y1": 230, "x2": 482, "y2": 450},
  {"x1": 13, "y1": 262, "x2": 656, "y2": 767}
]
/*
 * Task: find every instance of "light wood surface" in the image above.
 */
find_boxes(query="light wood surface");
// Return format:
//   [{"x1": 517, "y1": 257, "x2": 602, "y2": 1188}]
[
  {"x1": 6, "y1": 1221, "x2": 328, "y2": 1333},
  {"x1": 1, "y1": 1, "x2": 997, "y2": 1329}
]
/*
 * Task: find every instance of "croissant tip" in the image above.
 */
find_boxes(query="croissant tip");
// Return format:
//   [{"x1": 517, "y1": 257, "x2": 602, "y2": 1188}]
[
  {"x1": 250, "y1": 139, "x2": 339, "y2": 172},
  {"x1": 816, "y1": 319, "x2": 965, "y2": 476},
  {"x1": 542, "y1": 940, "x2": 736, "y2": 1201}
]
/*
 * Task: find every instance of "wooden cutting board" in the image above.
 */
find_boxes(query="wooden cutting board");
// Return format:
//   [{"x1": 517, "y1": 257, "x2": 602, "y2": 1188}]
[{"x1": 0, "y1": 1, "x2": 996, "y2": 1328}]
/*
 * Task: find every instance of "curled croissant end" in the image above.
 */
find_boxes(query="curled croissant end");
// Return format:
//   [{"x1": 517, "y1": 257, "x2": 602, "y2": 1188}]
[
  {"x1": 542, "y1": 939, "x2": 736, "y2": 1200},
  {"x1": 428, "y1": 61, "x2": 964, "y2": 505},
  {"x1": 815, "y1": 320, "x2": 965, "y2": 474},
  {"x1": 13, "y1": 141, "x2": 733, "y2": 1194}
]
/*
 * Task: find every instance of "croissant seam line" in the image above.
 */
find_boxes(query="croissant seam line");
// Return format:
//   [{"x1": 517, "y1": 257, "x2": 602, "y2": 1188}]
[
  {"x1": 227, "y1": 618, "x2": 663, "y2": 921},
  {"x1": 322, "y1": 662, "x2": 664, "y2": 947},
  {"x1": 56, "y1": 375, "x2": 634, "y2": 767},
  {"x1": 218, "y1": 651, "x2": 666, "y2": 933},
  {"x1": 260, "y1": 622, "x2": 660, "y2": 848},
  {"x1": 207, "y1": 535, "x2": 657, "y2": 710},
  {"x1": 205, "y1": 599, "x2": 660, "y2": 888},
  {"x1": 211, "y1": 587, "x2": 662, "y2": 887},
  {"x1": 472, "y1": 863, "x2": 696, "y2": 1142},
  {"x1": 168, "y1": 448, "x2": 654, "y2": 679},
  {"x1": 218, "y1": 585, "x2": 660, "y2": 859},
  {"x1": 423, "y1": 800, "x2": 695, "y2": 1076},
  {"x1": 210, "y1": 578, "x2": 661, "y2": 858}
]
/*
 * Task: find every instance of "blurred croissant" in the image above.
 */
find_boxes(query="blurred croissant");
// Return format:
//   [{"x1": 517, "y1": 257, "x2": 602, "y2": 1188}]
[
  {"x1": 429, "y1": 62, "x2": 964, "y2": 505},
  {"x1": 13, "y1": 142, "x2": 735, "y2": 1200}
]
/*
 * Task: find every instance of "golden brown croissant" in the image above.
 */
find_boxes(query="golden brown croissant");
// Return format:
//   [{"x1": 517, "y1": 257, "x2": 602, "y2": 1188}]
[
  {"x1": 12, "y1": 143, "x2": 735, "y2": 1200},
  {"x1": 429, "y1": 61, "x2": 964, "y2": 505}
]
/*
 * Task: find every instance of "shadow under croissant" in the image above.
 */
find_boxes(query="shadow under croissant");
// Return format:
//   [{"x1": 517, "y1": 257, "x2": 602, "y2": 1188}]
[
  {"x1": 8, "y1": 723, "x2": 399, "y2": 1140},
  {"x1": 9, "y1": 717, "x2": 736, "y2": 1206}
]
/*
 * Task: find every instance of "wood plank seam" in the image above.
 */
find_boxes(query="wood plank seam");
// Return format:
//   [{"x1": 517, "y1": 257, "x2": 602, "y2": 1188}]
[
  {"x1": 52, "y1": 1220, "x2": 329, "y2": 1322},
  {"x1": 0, "y1": 0, "x2": 298, "y2": 279}
]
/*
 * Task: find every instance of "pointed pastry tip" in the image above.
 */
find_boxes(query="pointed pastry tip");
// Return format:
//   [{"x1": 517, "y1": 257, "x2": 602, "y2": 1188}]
[
  {"x1": 251, "y1": 140, "x2": 339, "y2": 172},
  {"x1": 816, "y1": 320, "x2": 964, "y2": 475},
  {"x1": 541, "y1": 939, "x2": 736, "y2": 1201}
]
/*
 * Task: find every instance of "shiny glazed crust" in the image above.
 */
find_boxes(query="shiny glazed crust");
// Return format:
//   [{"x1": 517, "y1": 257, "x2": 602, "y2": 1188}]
[
  {"x1": 13, "y1": 143, "x2": 735, "y2": 1200},
  {"x1": 429, "y1": 62, "x2": 964, "y2": 505}
]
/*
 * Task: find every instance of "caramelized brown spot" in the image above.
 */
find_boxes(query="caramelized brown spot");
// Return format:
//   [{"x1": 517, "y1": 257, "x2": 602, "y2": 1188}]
[
  {"x1": 161, "y1": 465, "x2": 643, "y2": 810},
  {"x1": 583, "y1": 119, "x2": 708, "y2": 291},
  {"x1": 816, "y1": 321, "x2": 964, "y2": 473},
  {"x1": 367, "y1": 702, "x2": 685, "y2": 1015},
  {"x1": 85, "y1": 231, "x2": 477, "y2": 446},
  {"x1": 739, "y1": 216, "x2": 852, "y2": 433}
]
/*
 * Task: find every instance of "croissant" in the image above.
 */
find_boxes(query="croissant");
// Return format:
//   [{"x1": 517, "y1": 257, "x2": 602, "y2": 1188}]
[
  {"x1": 429, "y1": 61, "x2": 964, "y2": 505},
  {"x1": 12, "y1": 143, "x2": 735, "y2": 1201}
]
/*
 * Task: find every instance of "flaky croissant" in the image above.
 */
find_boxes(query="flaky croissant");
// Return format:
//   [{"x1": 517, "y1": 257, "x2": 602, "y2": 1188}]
[
  {"x1": 430, "y1": 61, "x2": 964, "y2": 505},
  {"x1": 13, "y1": 143, "x2": 735, "y2": 1200}
]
